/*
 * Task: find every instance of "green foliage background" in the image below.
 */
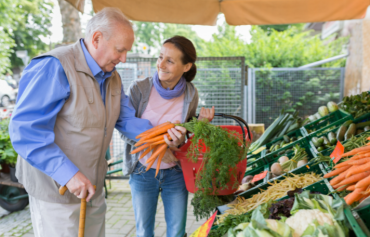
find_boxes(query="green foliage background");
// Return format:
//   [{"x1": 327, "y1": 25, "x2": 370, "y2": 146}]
[
  {"x1": 0, "y1": 119, "x2": 17, "y2": 167},
  {"x1": 0, "y1": 0, "x2": 52, "y2": 75}
]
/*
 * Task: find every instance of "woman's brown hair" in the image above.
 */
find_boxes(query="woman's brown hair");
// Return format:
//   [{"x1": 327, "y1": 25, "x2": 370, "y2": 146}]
[{"x1": 163, "y1": 36, "x2": 197, "y2": 82}]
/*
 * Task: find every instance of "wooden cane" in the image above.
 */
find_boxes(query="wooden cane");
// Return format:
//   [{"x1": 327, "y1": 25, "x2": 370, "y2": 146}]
[{"x1": 59, "y1": 185, "x2": 96, "y2": 237}]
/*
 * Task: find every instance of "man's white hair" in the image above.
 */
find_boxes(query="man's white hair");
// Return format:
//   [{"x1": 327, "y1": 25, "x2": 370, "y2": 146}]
[{"x1": 85, "y1": 7, "x2": 133, "y2": 41}]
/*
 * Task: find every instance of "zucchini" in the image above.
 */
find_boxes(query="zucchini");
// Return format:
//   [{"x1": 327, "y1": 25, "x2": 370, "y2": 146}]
[
  {"x1": 317, "y1": 146, "x2": 325, "y2": 152},
  {"x1": 328, "y1": 132, "x2": 337, "y2": 145},
  {"x1": 342, "y1": 120, "x2": 354, "y2": 127},
  {"x1": 311, "y1": 137, "x2": 321, "y2": 147},
  {"x1": 356, "y1": 121, "x2": 370, "y2": 129},
  {"x1": 336, "y1": 125, "x2": 348, "y2": 142},
  {"x1": 364, "y1": 126, "x2": 370, "y2": 132},
  {"x1": 345, "y1": 123, "x2": 357, "y2": 140},
  {"x1": 321, "y1": 136, "x2": 330, "y2": 145},
  {"x1": 283, "y1": 135, "x2": 290, "y2": 143},
  {"x1": 356, "y1": 129, "x2": 364, "y2": 135}
]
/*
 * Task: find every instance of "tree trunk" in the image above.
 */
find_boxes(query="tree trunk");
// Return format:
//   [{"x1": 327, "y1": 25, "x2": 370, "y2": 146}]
[{"x1": 58, "y1": 0, "x2": 82, "y2": 44}]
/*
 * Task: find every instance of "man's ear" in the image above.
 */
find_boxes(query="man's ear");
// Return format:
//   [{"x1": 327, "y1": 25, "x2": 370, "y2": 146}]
[{"x1": 91, "y1": 31, "x2": 103, "y2": 50}]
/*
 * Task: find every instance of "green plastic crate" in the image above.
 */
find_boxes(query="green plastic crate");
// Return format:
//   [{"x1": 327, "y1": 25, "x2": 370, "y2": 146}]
[
  {"x1": 264, "y1": 138, "x2": 311, "y2": 165},
  {"x1": 265, "y1": 146, "x2": 318, "y2": 182},
  {"x1": 214, "y1": 163, "x2": 370, "y2": 236},
  {"x1": 353, "y1": 112, "x2": 370, "y2": 123},
  {"x1": 266, "y1": 128, "x2": 306, "y2": 149},
  {"x1": 301, "y1": 109, "x2": 353, "y2": 136},
  {"x1": 318, "y1": 163, "x2": 370, "y2": 237},
  {"x1": 246, "y1": 150, "x2": 266, "y2": 170},
  {"x1": 264, "y1": 136, "x2": 309, "y2": 162},
  {"x1": 307, "y1": 125, "x2": 341, "y2": 156}
]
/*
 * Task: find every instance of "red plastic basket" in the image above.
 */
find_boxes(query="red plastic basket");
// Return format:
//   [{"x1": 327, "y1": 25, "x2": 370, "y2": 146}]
[{"x1": 175, "y1": 125, "x2": 252, "y2": 195}]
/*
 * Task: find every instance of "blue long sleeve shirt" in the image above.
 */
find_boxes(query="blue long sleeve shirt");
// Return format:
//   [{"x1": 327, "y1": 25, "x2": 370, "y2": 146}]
[{"x1": 9, "y1": 39, "x2": 152, "y2": 186}]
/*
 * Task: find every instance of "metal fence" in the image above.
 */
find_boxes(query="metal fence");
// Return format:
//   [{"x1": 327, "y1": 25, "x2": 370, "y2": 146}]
[
  {"x1": 108, "y1": 57, "x2": 245, "y2": 161},
  {"x1": 246, "y1": 67, "x2": 345, "y2": 127}
]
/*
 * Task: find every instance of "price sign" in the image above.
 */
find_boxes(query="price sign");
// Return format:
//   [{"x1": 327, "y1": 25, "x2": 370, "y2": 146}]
[
  {"x1": 330, "y1": 141, "x2": 345, "y2": 164},
  {"x1": 251, "y1": 171, "x2": 268, "y2": 183},
  {"x1": 190, "y1": 211, "x2": 217, "y2": 237}
]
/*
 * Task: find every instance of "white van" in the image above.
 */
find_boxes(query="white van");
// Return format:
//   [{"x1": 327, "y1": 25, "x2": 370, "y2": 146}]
[{"x1": 0, "y1": 80, "x2": 17, "y2": 107}]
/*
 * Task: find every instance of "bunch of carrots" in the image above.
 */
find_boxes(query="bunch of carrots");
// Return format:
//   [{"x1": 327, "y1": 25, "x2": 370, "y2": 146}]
[
  {"x1": 131, "y1": 122, "x2": 177, "y2": 177},
  {"x1": 324, "y1": 136, "x2": 370, "y2": 205}
]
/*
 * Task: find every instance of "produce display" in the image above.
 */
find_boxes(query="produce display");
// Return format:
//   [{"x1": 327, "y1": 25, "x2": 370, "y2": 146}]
[
  {"x1": 208, "y1": 92, "x2": 370, "y2": 237},
  {"x1": 270, "y1": 145, "x2": 308, "y2": 178},
  {"x1": 217, "y1": 173, "x2": 322, "y2": 223},
  {"x1": 339, "y1": 92, "x2": 370, "y2": 119},
  {"x1": 225, "y1": 191, "x2": 348, "y2": 237},
  {"x1": 324, "y1": 138, "x2": 370, "y2": 205},
  {"x1": 249, "y1": 111, "x2": 306, "y2": 154}
]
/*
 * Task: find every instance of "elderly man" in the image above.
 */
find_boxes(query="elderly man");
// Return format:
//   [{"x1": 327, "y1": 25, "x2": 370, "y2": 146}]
[{"x1": 9, "y1": 7, "x2": 185, "y2": 237}]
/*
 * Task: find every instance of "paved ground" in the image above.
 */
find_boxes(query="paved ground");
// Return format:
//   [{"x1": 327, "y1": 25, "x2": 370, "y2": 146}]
[{"x1": 0, "y1": 180, "x2": 207, "y2": 237}]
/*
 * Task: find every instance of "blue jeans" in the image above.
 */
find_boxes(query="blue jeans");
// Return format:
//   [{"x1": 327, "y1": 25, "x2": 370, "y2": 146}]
[{"x1": 129, "y1": 162, "x2": 188, "y2": 237}]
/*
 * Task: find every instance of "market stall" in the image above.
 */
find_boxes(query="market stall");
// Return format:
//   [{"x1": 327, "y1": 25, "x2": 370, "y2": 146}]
[{"x1": 207, "y1": 92, "x2": 370, "y2": 237}]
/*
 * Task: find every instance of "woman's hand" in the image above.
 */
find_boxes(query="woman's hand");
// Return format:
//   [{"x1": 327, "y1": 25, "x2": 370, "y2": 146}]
[
  {"x1": 198, "y1": 106, "x2": 215, "y2": 122},
  {"x1": 164, "y1": 120, "x2": 187, "y2": 149}
]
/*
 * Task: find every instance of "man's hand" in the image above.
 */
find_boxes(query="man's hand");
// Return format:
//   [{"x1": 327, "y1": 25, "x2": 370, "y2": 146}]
[
  {"x1": 66, "y1": 171, "x2": 95, "y2": 202},
  {"x1": 161, "y1": 149, "x2": 178, "y2": 164},
  {"x1": 198, "y1": 106, "x2": 215, "y2": 122}
]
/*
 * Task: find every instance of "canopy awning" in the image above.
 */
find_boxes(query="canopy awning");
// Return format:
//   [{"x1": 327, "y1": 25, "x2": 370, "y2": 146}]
[{"x1": 66, "y1": 0, "x2": 369, "y2": 26}]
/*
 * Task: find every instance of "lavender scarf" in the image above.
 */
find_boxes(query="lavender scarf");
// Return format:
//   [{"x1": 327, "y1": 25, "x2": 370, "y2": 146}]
[{"x1": 153, "y1": 71, "x2": 186, "y2": 100}]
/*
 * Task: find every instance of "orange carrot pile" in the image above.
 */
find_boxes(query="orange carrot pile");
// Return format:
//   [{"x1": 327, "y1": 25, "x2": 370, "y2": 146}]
[
  {"x1": 131, "y1": 122, "x2": 175, "y2": 176},
  {"x1": 325, "y1": 137, "x2": 370, "y2": 205}
]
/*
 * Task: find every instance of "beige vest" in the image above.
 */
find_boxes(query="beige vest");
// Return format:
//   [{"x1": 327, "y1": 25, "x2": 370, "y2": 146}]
[{"x1": 16, "y1": 40, "x2": 122, "y2": 203}]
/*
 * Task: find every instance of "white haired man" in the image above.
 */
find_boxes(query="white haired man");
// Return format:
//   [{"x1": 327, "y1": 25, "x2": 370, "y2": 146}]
[{"x1": 9, "y1": 7, "x2": 186, "y2": 237}]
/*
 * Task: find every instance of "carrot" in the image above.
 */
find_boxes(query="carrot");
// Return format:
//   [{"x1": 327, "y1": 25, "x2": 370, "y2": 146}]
[
  {"x1": 348, "y1": 158, "x2": 370, "y2": 166},
  {"x1": 337, "y1": 171, "x2": 370, "y2": 186},
  {"x1": 334, "y1": 159, "x2": 354, "y2": 168},
  {"x1": 136, "y1": 133, "x2": 171, "y2": 146},
  {"x1": 145, "y1": 144, "x2": 167, "y2": 164},
  {"x1": 359, "y1": 193, "x2": 370, "y2": 203},
  {"x1": 347, "y1": 184, "x2": 356, "y2": 191},
  {"x1": 324, "y1": 165, "x2": 351, "y2": 178},
  {"x1": 342, "y1": 146, "x2": 370, "y2": 157},
  {"x1": 145, "y1": 156, "x2": 157, "y2": 171},
  {"x1": 140, "y1": 124, "x2": 175, "y2": 140},
  {"x1": 351, "y1": 154, "x2": 370, "y2": 161},
  {"x1": 336, "y1": 185, "x2": 349, "y2": 192},
  {"x1": 346, "y1": 164, "x2": 370, "y2": 178},
  {"x1": 130, "y1": 143, "x2": 151, "y2": 154},
  {"x1": 367, "y1": 137, "x2": 370, "y2": 141},
  {"x1": 155, "y1": 149, "x2": 166, "y2": 177},
  {"x1": 330, "y1": 173, "x2": 346, "y2": 186},
  {"x1": 345, "y1": 187, "x2": 367, "y2": 205},
  {"x1": 135, "y1": 122, "x2": 171, "y2": 139},
  {"x1": 355, "y1": 174, "x2": 370, "y2": 189},
  {"x1": 139, "y1": 145, "x2": 158, "y2": 160}
]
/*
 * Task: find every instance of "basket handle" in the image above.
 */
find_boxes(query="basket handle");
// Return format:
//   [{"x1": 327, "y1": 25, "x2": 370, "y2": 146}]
[{"x1": 194, "y1": 113, "x2": 251, "y2": 144}]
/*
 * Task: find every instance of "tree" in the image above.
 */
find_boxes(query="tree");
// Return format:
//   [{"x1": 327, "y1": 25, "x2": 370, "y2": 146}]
[
  {"x1": 57, "y1": 0, "x2": 82, "y2": 44},
  {"x1": 198, "y1": 23, "x2": 347, "y2": 68},
  {"x1": 9, "y1": 0, "x2": 53, "y2": 69},
  {"x1": 132, "y1": 21, "x2": 204, "y2": 55}
]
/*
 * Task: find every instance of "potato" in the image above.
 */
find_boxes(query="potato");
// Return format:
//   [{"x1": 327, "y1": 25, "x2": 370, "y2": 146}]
[{"x1": 271, "y1": 162, "x2": 283, "y2": 176}]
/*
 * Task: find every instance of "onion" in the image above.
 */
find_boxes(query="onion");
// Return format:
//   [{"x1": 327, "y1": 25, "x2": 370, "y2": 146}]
[
  {"x1": 278, "y1": 156, "x2": 289, "y2": 164},
  {"x1": 271, "y1": 162, "x2": 283, "y2": 176},
  {"x1": 242, "y1": 175, "x2": 254, "y2": 184},
  {"x1": 297, "y1": 159, "x2": 308, "y2": 167}
]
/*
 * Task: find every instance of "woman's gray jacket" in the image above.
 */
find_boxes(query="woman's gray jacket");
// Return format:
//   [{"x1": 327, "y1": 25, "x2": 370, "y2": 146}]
[{"x1": 120, "y1": 77, "x2": 199, "y2": 176}]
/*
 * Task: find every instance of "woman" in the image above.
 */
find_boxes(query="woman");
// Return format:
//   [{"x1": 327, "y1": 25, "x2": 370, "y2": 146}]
[{"x1": 121, "y1": 36, "x2": 214, "y2": 237}]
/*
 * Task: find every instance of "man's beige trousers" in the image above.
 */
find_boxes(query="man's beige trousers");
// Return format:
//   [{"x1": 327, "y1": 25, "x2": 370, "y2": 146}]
[{"x1": 29, "y1": 192, "x2": 106, "y2": 237}]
